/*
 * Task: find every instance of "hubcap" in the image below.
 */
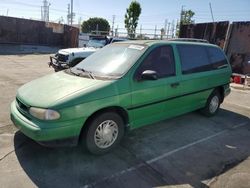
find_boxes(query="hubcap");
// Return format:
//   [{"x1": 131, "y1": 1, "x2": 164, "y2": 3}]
[
  {"x1": 94, "y1": 120, "x2": 119, "y2": 149},
  {"x1": 209, "y1": 95, "x2": 219, "y2": 113}
]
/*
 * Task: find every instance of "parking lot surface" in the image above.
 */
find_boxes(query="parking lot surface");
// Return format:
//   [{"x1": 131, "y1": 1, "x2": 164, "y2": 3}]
[{"x1": 0, "y1": 54, "x2": 250, "y2": 188}]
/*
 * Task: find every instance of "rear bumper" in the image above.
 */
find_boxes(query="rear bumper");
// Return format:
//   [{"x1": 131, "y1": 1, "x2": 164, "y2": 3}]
[
  {"x1": 10, "y1": 101, "x2": 85, "y2": 146},
  {"x1": 48, "y1": 56, "x2": 69, "y2": 72},
  {"x1": 224, "y1": 84, "x2": 231, "y2": 97}
]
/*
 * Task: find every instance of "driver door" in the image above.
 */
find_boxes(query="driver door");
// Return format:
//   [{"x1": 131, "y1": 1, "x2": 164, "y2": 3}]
[{"x1": 129, "y1": 45, "x2": 179, "y2": 128}]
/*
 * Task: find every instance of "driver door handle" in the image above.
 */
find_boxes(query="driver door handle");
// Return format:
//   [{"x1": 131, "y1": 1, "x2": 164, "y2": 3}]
[{"x1": 170, "y1": 82, "x2": 180, "y2": 88}]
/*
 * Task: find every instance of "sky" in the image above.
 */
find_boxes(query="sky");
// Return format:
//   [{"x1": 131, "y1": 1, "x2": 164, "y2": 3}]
[{"x1": 0, "y1": 0, "x2": 250, "y2": 33}]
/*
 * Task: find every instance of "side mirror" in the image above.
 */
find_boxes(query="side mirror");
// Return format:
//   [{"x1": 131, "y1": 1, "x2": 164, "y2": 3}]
[{"x1": 141, "y1": 70, "x2": 158, "y2": 80}]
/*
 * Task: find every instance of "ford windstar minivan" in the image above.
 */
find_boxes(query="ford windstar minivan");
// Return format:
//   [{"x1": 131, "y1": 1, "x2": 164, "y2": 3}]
[{"x1": 11, "y1": 39, "x2": 232, "y2": 154}]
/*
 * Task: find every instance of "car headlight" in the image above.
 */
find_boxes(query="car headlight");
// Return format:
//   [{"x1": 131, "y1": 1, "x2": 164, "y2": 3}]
[{"x1": 29, "y1": 107, "x2": 60, "y2": 120}]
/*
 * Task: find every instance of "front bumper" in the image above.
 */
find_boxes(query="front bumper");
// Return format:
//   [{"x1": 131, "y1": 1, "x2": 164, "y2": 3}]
[
  {"x1": 48, "y1": 56, "x2": 69, "y2": 72},
  {"x1": 10, "y1": 101, "x2": 85, "y2": 146}
]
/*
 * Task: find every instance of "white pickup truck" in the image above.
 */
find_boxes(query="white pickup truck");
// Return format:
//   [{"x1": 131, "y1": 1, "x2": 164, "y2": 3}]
[{"x1": 49, "y1": 36, "x2": 127, "y2": 72}]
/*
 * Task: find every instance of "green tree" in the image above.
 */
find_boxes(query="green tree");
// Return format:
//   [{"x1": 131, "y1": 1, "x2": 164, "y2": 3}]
[
  {"x1": 176, "y1": 9, "x2": 195, "y2": 37},
  {"x1": 180, "y1": 10, "x2": 195, "y2": 25},
  {"x1": 81, "y1": 17, "x2": 110, "y2": 34},
  {"x1": 124, "y1": 1, "x2": 141, "y2": 38}
]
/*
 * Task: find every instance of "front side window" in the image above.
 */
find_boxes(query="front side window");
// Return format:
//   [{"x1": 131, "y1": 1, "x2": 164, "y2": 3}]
[
  {"x1": 177, "y1": 44, "x2": 211, "y2": 74},
  {"x1": 136, "y1": 45, "x2": 176, "y2": 79}
]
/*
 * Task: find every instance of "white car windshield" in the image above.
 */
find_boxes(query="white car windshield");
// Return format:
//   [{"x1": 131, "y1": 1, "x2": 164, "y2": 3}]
[
  {"x1": 86, "y1": 39, "x2": 107, "y2": 48},
  {"x1": 74, "y1": 43, "x2": 147, "y2": 78}
]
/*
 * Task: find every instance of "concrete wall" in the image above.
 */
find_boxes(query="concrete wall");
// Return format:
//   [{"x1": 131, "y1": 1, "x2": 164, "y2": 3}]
[
  {"x1": 179, "y1": 21, "x2": 229, "y2": 48},
  {"x1": 225, "y1": 22, "x2": 250, "y2": 74},
  {"x1": 0, "y1": 16, "x2": 79, "y2": 48}
]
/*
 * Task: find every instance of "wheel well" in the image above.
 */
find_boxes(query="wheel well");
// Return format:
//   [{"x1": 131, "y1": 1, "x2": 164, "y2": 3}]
[
  {"x1": 215, "y1": 86, "x2": 224, "y2": 103},
  {"x1": 78, "y1": 106, "x2": 129, "y2": 143}
]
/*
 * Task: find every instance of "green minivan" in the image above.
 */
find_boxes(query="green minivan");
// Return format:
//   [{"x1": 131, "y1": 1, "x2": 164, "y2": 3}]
[{"x1": 11, "y1": 39, "x2": 232, "y2": 154}]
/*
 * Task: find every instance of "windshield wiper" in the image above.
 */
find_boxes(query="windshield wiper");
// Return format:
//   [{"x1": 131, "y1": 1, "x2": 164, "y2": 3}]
[
  {"x1": 68, "y1": 68, "x2": 80, "y2": 76},
  {"x1": 76, "y1": 67, "x2": 95, "y2": 79}
]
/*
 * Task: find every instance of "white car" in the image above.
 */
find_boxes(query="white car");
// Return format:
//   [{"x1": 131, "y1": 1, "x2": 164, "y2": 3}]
[{"x1": 49, "y1": 37, "x2": 127, "y2": 72}]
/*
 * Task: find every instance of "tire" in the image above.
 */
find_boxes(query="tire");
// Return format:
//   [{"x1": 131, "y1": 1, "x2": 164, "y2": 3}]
[
  {"x1": 84, "y1": 112, "x2": 124, "y2": 155},
  {"x1": 201, "y1": 90, "x2": 221, "y2": 117}
]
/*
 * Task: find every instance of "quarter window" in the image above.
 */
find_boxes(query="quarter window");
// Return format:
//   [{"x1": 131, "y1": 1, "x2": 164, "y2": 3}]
[
  {"x1": 207, "y1": 47, "x2": 228, "y2": 69},
  {"x1": 136, "y1": 46, "x2": 175, "y2": 79}
]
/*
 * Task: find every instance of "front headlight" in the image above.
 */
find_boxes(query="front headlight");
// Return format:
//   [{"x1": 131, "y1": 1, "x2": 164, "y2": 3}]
[{"x1": 29, "y1": 107, "x2": 60, "y2": 120}]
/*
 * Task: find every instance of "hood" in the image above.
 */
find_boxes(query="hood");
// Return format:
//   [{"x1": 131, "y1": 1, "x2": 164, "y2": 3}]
[
  {"x1": 59, "y1": 47, "x2": 97, "y2": 55},
  {"x1": 17, "y1": 71, "x2": 111, "y2": 108}
]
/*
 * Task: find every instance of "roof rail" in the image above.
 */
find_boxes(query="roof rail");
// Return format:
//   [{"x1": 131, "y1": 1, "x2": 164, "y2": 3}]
[{"x1": 169, "y1": 38, "x2": 209, "y2": 43}]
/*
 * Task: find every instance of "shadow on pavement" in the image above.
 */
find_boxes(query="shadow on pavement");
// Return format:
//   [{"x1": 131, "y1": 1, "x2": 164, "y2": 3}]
[{"x1": 14, "y1": 109, "x2": 250, "y2": 188}]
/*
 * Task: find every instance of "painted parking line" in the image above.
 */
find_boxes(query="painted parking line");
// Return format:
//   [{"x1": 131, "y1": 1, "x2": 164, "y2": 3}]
[
  {"x1": 85, "y1": 121, "x2": 249, "y2": 187},
  {"x1": 224, "y1": 102, "x2": 250, "y2": 110},
  {"x1": 147, "y1": 122, "x2": 248, "y2": 164}
]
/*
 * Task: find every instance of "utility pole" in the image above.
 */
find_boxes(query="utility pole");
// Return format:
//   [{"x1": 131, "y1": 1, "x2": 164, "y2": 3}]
[
  {"x1": 111, "y1": 15, "x2": 115, "y2": 36},
  {"x1": 67, "y1": 4, "x2": 70, "y2": 24},
  {"x1": 180, "y1": 5, "x2": 185, "y2": 27},
  {"x1": 115, "y1": 25, "x2": 118, "y2": 37},
  {"x1": 41, "y1": 0, "x2": 50, "y2": 22},
  {"x1": 167, "y1": 22, "x2": 171, "y2": 38},
  {"x1": 164, "y1": 19, "x2": 168, "y2": 34},
  {"x1": 48, "y1": 3, "x2": 50, "y2": 22},
  {"x1": 78, "y1": 17, "x2": 82, "y2": 28},
  {"x1": 70, "y1": 0, "x2": 73, "y2": 25},
  {"x1": 175, "y1": 19, "x2": 179, "y2": 38},
  {"x1": 41, "y1": 6, "x2": 43, "y2": 21},
  {"x1": 171, "y1": 20, "x2": 175, "y2": 38},
  {"x1": 209, "y1": 2, "x2": 215, "y2": 22}
]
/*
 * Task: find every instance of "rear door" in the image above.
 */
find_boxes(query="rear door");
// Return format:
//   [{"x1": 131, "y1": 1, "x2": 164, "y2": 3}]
[{"x1": 174, "y1": 44, "x2": 221, "y2": 112}]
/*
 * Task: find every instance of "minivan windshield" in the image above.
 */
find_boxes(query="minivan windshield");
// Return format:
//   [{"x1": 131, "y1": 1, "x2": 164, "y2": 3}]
[{"x1": 73, "y1": 43, "x2": 147, "y2": 78}]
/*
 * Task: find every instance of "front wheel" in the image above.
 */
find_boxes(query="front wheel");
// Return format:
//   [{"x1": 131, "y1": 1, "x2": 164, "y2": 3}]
[
  {"x1": 201, "y1": 90, "x2": 221, "y2": 117},
  {"x1": 84, "y1": 112, "x2": 124, "y2": 155}
]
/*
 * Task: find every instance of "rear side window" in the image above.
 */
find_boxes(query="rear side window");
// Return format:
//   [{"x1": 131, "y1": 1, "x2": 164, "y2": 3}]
[
  {"x1": 177, "y1": 45, "x2": 211, "y2": 74},
  {"x1": 207, "y1": 47, "x2": 228, "y2": 68}
]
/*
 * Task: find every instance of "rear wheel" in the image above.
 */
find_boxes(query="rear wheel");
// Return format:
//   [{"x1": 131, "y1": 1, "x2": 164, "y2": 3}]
[
  {"x1": 84, "y1": 112, "x2": 124, "y2": 155},
  {"x1": 201, "y1": 90, "x2": 221, "y2": 117}
]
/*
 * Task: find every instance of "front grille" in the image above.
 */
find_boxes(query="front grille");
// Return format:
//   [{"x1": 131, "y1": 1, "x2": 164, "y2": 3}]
[
  {"x1": 16, "y1": 98, "x2": 29, "y2": 114},
  {"x1": 57, "y1": 54, "x2": 68, "y2": 62}
]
